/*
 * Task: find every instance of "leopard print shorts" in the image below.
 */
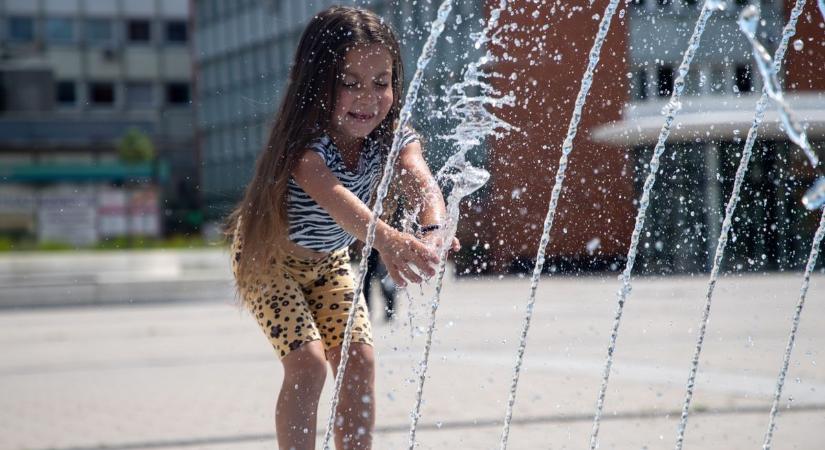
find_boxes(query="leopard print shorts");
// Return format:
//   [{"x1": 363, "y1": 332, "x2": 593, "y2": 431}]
[{"x1": 231, "y1": 241, "x2": 373, "y2": 359}]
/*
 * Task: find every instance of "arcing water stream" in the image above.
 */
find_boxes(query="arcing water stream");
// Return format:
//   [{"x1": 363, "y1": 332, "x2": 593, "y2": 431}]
[
  {"x1": 585, "y1": 2, "x2": 726, "y2": 449},
  {"x1": 672, "y1": 2, "x2": 809, "y2": 449}
]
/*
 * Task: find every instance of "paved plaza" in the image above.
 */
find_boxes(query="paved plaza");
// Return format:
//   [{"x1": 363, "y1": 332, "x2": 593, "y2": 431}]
[{"x1": 1, "y1": 249, "x2": 824, "y2": 449}]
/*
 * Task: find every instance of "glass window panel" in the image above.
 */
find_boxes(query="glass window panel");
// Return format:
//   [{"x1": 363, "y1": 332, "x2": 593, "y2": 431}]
[
  {"x1": 126, "y1": 82, "x2": 154, "y2": 108},
  {"x1": 127, "y1": 19, "x2": 151, "y2": 42},
  {"x1": 45, "y1": 18, "x2": 74, "y2": 43},
  {"x1": 166, "y1": 20, "x2": 187, "y2": 43},
  {"x1": 85, "y1": 18, "x2": 114, "y2": 44},
  {"x1": 735, "y1": 64, "x2": 753, "y2": 94},
  {"x1": 709, "y1": 66, "x2": 726, "y2": 94},
  {"x1": 635, "y1": 68, "x2": 648, "y2": 100},
  {"x1": 89, "y1": 82, "x2": 115, "y2": 105},
  {"x1": 166, "y1": 82, "x2": 191, "y2": 105},
  {"x1": 8, "y1": 17, "x2": 35, "y2": 42},
  {"x1": 56, "y1": 81, "x2": 77, "y2": 105},
  {"x1": 657, "y1": 65, "x2": 674, "y2": 97}
]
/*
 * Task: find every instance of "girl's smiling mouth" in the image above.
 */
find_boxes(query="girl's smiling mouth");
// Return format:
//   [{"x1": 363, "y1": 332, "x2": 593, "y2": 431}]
[{"x1": 348, "y1": 111, "x2": 376, "y2": 121}]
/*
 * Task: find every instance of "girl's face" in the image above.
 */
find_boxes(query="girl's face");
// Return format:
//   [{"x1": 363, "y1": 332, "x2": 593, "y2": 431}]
[{"x1": 330, "y1": 43, "x2": 394, "y2": 142}]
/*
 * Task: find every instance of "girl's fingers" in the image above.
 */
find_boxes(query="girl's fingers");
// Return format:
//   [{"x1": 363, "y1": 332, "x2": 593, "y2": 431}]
[
  {"x1": 416, "y1": 241, "x2": 440, "y2": 265},
  {"x1": 451, "y1": 238, "x2": 461, "y2": 252},
  {"x1": 399, "y1": 265, "x2": 423, "y2": 284},
  {"x1": 387, "y1": 265, "x2": 407, "y2": 287},
  {"x1": 410, "y1": 251, "x2": 436, "y2": 278}
]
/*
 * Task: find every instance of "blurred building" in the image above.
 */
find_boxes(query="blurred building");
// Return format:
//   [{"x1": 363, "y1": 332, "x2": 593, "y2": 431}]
[
  {"x1": 0, "y1": 0, "x2": 198, "y2": 246},
  {"x1": 590, "y1": 0, "x2": 825, "y2": 273}
]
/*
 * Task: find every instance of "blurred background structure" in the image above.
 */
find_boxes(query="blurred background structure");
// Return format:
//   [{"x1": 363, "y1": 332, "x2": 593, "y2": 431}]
[
  {"x1": 592, "y1": 0, "x2": 825, "y2": 274},
  {"x1": 0, "y1": 0, "x2": 199, "y2": 248},
  {"x1": 0, "y1": 0, "x2": 822, "y2": 275}
]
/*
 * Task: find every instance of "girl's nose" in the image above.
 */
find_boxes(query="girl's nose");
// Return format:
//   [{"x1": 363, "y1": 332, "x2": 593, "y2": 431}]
[{"x1": 354, "y1": 85, "x2": 373, "y2": 100}]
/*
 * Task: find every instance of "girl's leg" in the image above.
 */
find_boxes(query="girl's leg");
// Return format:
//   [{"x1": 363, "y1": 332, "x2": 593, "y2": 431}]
[
  {"x1": 326, "y1": 342, "x2": 375, "y2": 450},
  {"x1": 277, "y1": 340, "x2": 328, "y2": 450}
]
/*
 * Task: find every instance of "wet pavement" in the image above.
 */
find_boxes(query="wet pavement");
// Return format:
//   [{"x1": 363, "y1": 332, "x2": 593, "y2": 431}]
[{"x1": 1, "y1": 249, "x2": 823, "y2": 449}]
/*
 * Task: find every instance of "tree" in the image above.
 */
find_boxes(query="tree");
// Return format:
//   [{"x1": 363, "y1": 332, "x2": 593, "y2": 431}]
[{"x1": 117, "y1": 128, "x2": 155, "y2": 164}]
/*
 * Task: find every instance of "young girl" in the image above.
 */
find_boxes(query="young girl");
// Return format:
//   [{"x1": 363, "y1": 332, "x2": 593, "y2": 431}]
[{"x1": 227, "y1": 6, "x2": 457, "y2": 450}]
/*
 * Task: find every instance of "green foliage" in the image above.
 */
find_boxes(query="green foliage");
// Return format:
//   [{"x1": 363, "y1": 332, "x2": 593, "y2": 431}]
[
  {"x1": 117, "y1": 128, "x2": 156, "y2": 164},
  {"x1": 36, "y1": 241, "x2": 75, "y2": 251},
  {"x1": 0, "y1": 234, "x2": 218, "y2": 252},
  {"x1": 0, "y1": 236, "x2": 14, "y2": 251}
]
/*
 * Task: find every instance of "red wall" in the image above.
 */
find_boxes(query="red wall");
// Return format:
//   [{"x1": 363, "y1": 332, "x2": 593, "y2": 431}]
[
  {"x1": 784, "y1": 0, "x2": 825, "y2": 91},
  {"x1": 471, "y1": 0, "x2": 633, "y2": 270}
]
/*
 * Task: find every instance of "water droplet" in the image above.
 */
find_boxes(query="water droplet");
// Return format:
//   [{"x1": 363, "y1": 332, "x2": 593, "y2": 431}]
[{"x1": 793, "y1": 39, "x2": 804, "y2": 51}]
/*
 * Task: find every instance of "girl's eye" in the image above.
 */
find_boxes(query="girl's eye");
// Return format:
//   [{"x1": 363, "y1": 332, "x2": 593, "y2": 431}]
[
  {"x1": 374, "y1": 80, "x2": 389, "y2": 87},
  {"x1": 342, "y1": 81, "x2": 359, "y2": 89}
]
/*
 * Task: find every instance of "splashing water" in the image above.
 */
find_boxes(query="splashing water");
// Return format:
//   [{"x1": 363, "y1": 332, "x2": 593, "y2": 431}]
[
  {"x1": 466, "y1": 0, "x2": 619, "y2": 449},
  {"x1": 408, "y1": 2, "x2": 513, "y2": 447},
  {"x1": 803, "y1": 177, "x2": 825, "y2": 210},
  {"x1": 321, "y1": 2, "x2": 454, "y2": 448},
  {"x1": 437, "y1": 3, "x2": 517, "y2": 181},
  {"x1": 398, "y1": 206, "x2": 425, "y2": 340},
  {"x1": 456, "y1": 0, "x2": 618, "y2": 448},
  {"x1": 738, "y1": 5, "x2": 819, "y2": 169},
  {"x1": 738, "y1": 4, "x2": 825, "y2": 210},
  {"x1": 499, "y1": 1, "x2": 623, "y2": 447},
  {"x1": 763, "y1": 209, "x2": 825, "y2": 450},
  {"x1": 671, "y1": 3, "x2": 808, "y2": 449},
  {"x1": 819, "y1": 0, "x2": 825, "y2": 22},
  {"x1": 407, "y1": 161, "x2": 490, "y2": 450},
  {"x1": 583, "y1": 2, "x2": 725, "y2": 449}
]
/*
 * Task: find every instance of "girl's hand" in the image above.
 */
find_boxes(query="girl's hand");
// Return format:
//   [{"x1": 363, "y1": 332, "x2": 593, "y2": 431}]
[
  {"x1": 375, "y1": 229, "x2": 439, "y2": 287},
  {"x1": 420, "y1": 233, "x2": 461, "y2": 254}
]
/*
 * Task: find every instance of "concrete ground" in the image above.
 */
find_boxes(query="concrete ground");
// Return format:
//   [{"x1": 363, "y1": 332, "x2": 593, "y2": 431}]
[{"x1": 0, "y1": 249, "x2": 824, "y2": 449}]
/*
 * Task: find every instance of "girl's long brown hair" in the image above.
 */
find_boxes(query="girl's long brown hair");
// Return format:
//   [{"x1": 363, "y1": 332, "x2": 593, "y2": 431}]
[{"x1": 226, "y1": 6, "x2": 405, "y2": 289}]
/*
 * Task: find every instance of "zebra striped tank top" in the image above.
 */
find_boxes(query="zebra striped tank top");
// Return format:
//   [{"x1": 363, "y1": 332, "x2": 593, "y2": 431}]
[{"x1": 286, "y1": 128, "x2": 419, "y2": 253}]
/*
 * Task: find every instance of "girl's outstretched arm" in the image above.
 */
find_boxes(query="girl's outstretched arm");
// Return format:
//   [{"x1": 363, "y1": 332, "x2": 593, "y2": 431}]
[
  {"x1": 396, "y1": 141, "x2": 460, "y2": 252},
  {"x1": 292, "y1": 150, "x2": 438, "y2": 286}
]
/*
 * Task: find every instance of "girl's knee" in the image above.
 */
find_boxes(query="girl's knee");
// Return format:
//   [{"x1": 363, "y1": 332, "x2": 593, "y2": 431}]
[
  {"x1": 282, "y1": 341, "x2": 328, "y2": 384},
  {"x1": 349, "y1": 343, "x2": 375, "y2": 369},
  {"x1": 329, "y1": 343, "x2": 375, "y2": 385}
]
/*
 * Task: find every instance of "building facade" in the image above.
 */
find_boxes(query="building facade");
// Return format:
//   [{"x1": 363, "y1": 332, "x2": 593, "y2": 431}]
[
  {"x1": 0, "y1": 0, "x2": 198, "y2": 245},
  {"x1": 592, "y1": 0, "x2": 825, "y2": 273}
]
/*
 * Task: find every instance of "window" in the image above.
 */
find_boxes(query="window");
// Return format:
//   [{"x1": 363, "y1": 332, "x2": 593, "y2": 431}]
[
  {"x1": 127, "y1": 19, "x2": 151, "y2": 43},
  {"x1": 8, "y1": 17, "x2": 35, "y2": 42},
  {"x1": 635, "y1": 68, "x2": 648, "y2": 101},
  {"x1": 45, "y1": 18, "x2": 74, "y2": 43},
  {"x1": 56, "y1": 81, "x2": 77, "y2": 105},
  {"x1": 166, "y1": 82, "x2": 190, "y2": 105},
  {"x1": 89, "y1": 82, "x2": 115, "y2": 105},
  {"x1": 735, "y1": 64, "x2": 753, "y2": 93},
  {"x1": 166, "y1": 20, "x2": 187, "y2": 43},
  {"x1": 85, "y1": 19, "x2": 114, "y2": 44},
  {"x1": 657, "y1": 65, "x2": 674, "y2": 97},
  {"x1": 709, "y1": 66, "x2": 725, "y2": 93},
  {"x1": 126, "y1": 82, "x2": 154, "y2": 108}
]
